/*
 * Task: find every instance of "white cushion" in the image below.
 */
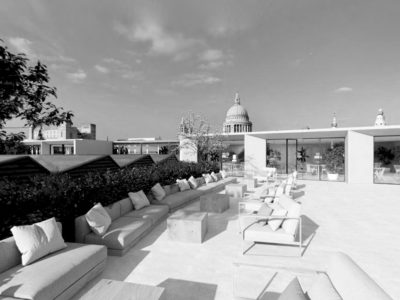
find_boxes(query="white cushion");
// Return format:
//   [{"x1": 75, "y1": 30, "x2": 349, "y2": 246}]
[
  {"x1": 151, "y1": 183, "x2": 166, "y2": 201},
  {"x1": 307, "y1": 273, "x2": 342, "y2": 300},
  {"x1": 85, "y1": 203, "x2": 112, "y2": 236},
  {"x1": 211, "y1": 172, "x2": 219, "y2": 182},
  {"x1": 129, "y1": 190, "x2": 150, "y2": 210},
  {"x1": 220, "y1": 170, "x2": 227, "y2": 178},
  {"x1": 188, "y1": 176, "x2": 199, "y2": 189},
  {"x1": 268, "y1": 206, "x2": 287, "y2": 231},
  {"x1": 278, "y1": 195, "x2": 302, "y2": 236},
  {"x1": 203, "y1": 174, "x2": 213, "y2": 184},
  {"x1": 176, "y1": 179, "x2": 191, "y2": 191},
  {"x1": 11, "y1": 217, "x2": 67, "y2": 266}
]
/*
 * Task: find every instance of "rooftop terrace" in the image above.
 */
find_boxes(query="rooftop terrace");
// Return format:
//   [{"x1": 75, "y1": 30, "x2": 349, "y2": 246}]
[{"x1": 71, "y1": 180, "x2": 400, "y2": 299}]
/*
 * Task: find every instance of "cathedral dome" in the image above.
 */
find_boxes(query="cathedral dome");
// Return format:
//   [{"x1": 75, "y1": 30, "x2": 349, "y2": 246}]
[{"x1": 223, "y1": 93, "x2": 252, "y2": 133}]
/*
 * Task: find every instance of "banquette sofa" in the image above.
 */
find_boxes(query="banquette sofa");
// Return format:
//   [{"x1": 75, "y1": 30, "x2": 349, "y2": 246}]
[
  {"x1": 0, "y1": 224, "x2": 106, "y2": 300},
  {"x1": 75, "y1": 176, "x2": 237, "y2": 256}
]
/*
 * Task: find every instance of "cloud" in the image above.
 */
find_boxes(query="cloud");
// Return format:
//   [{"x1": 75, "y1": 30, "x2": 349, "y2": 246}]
[
  {"x1": 8, "y1": 37, "x2": 35, "y2": 57},
  {"x1": 94, "y1": 65, "x2": 109, "y2": 74},
  {"x1": 103, "y1": 57, "x2": 124, "y2": 66},
  {"x1": 115, "y1": 19, "x2": 201, "y2": 59},
  {"x1": 172, "y1": 73, "x2": 221, "y2": 87},
  {"x1": 199, "y1": 49, "x2": 224, "y2": 61},
  {"x1": 198, "y1": 49, "x2": 233, "y2": 70},
  {"x1": 334, "y1": 87, "x2": 353, "y2": 93},
  {"x1": 120, "y1": 70, "x2": 143, "y2": 80},
  {"x1": 66, "y1": 69, "x2": 87, "y2": 83}
]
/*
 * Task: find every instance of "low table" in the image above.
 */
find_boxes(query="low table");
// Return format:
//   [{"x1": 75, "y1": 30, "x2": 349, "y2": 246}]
[
  {"x1": 200, "y1": 193, "x2": 230, "y2": 213},
  {"x1": 167, "y1": 210, "x2": 208, "y2": 243},
  {"x1": 81, "y1": 279, "x2": 165, "y2": 300},
  {"x1": 225, "y1": 183, "x2": 247, "y2": 198},
  {"x1": 244, "y1": 178, "x2": 257, "y2": 190}
]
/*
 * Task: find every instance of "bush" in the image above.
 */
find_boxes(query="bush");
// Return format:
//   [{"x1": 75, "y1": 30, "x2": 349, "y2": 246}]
[{"x1": 0, "y1": 161, "x2": 219, "y2": 241}]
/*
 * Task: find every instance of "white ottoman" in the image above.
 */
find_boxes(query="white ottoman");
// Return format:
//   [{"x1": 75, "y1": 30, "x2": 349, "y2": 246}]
[
  {"x1": 200, "y1": 194, "x2": 230, "y2": 213},
  {"x1": 226, "y1": 183, "x2": 247, "y2": 198},
  {"x1": 167, "y1": 211, "x2": 208, "y2": 243},
  {"x1": 244, "y1": 178, "x2": 257, "y2": 190}
]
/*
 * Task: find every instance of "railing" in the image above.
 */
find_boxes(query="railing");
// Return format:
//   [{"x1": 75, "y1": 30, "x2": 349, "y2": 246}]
[{"x1": 222, "y1": 162, "x2": 245, "y2": 177}]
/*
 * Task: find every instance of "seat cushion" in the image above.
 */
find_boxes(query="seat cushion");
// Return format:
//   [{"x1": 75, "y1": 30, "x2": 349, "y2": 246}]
[
  {"x1": 124, "y1": 205, "x2": 169, "y2": 225},
  {"x1": 85, "y1": 217, "x2": 152, "y2": 250},
  {"x1": 162, "y1": 189, "x2": 203, "y2": 210},
  {"x1": 243, "y1": 222, "x2": 295, "y2": 244},
  {"x1": 327, "y1": 252, "x2": 393, "y2": 300},
  {"x1": 0, "y1": 243, "x2": 106, "y2": 300}
]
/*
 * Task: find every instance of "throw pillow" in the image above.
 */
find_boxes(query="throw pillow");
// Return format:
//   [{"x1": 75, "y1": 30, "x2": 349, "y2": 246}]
[
  {"x1": 85, "y1": 203, "x2": 112, "y2": 236},
  {"x1": 203, "y1": 173, "x2": 213, "y2": 184},
  {"x1": 275, "y1": 277, "x2": 308, "y2": 300},
  {"x1": 129, "y1": 190, "x2": 150, "y2": 210},
  {"x1": 176, "y1": 179, "x2": 191, "y2": 191},
  {"x1": 307, "y1": 273, "x2": 342, "y2": 300},
  {"x1": 257, "y1": 204, "x2": 273, "y2": 225},
  {"x1": 195, "y1": 177, "x2": 204, "y2": 186},
  {"x1": 163, "y1": 184, "x2": 172, "y2": 196},
  {"x1": 151, "y1": 183, "x2": 166, "y2": 201},
  {"x1": 268, "y1": 206, "x2": 287, "y2": 231},
  {"x1": 211, "y1": 172, "x2": 219, "y2": 182},
  {"x1": 170, "y1": 183, "x2": 180, "y2": 194},
  {"x1": 220, "y1": 170, "x2": 227, "y2": 178},
  {"x1": 11, "y1": 217, "x2": 67, "y2": 266},
  {"x1": 216, "y1": 172, "x2": 223, "y2": 180},
  {"x1": 188, "y1": 176, "x2": 199, "y2": 189}
]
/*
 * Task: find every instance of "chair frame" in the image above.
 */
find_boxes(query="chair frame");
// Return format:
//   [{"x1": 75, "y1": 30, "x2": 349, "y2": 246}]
[{"x1": 239, "y1": 213, "x2": 303, "y2": 257}]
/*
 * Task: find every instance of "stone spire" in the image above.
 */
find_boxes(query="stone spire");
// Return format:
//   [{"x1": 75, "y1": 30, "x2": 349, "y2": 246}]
[
  {"x1": 331, "y1": 113, "x2": 338, "y2": 128},
  {"x1": 234, "y1": 92, "x2": 240, "y2": 105},
  {"x1": 374, "y1": 108, "x2": 387, "y2": 126}
]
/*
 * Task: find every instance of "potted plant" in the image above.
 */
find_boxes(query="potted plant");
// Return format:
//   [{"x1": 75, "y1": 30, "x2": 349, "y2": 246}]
[
  {"x1": 324, "y1": 144, "x2": 344, "y2": 181},
  {"x1": 375, "y1": 146, "x2": 394, "y2": 173}
]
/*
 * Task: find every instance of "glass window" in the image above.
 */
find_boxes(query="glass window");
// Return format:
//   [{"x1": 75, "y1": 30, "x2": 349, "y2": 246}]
[
  {"x1": 374, "y1": 136, "x2": 400, "y2": 184},
  {"x1": 297, "y1": 138, "x2": 345, "y2": 182}
]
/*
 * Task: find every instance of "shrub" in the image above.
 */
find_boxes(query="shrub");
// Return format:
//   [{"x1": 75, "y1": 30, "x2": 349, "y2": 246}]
[{"x1": 0, "y1": 160, "x2": 219, "y2": 241}]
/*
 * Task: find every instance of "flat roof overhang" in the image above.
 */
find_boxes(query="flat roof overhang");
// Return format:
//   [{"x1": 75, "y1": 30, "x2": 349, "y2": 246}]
[{"x1": 223, "y1": 125, "x2": 400, "y2": 140}]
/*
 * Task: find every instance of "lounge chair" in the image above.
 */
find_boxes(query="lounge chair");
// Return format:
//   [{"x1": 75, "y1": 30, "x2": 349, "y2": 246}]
[{"x1": 239, "y1": 195, "x2": 303, "y2": 256}]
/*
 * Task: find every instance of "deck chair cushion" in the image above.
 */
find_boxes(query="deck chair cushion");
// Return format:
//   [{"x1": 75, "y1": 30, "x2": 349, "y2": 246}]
[
  {"x1": 307, "y1": 273, "x2": 342, "y2": 300},
  {"x1": 269, "y1": 206, "x2": 287, "y2": 231},
  {"x1": 276, "y1": 277, "x2": 307, "y2": 300}
]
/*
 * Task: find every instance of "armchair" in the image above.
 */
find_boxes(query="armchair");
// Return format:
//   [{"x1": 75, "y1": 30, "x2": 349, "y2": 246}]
[{"x1": 239, "y1": 196, "x2": 303, "y2": 256}]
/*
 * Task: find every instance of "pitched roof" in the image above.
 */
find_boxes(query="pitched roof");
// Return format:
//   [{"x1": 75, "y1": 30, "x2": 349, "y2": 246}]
[
  {"x1": 110, "y1": 154, "x2": 155, "y2": 168},
  {"x1": 31, "y1": 155, "x2": 115, "y2": 173}
]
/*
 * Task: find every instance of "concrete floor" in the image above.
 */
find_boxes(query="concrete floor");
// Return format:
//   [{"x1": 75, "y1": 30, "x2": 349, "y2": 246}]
[{"x1": 74, "y1": 180, "x2": 400, "y2": 299}]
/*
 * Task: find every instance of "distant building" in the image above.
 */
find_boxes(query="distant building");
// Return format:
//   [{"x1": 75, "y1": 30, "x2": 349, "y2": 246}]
[
  {"x1": 29, "y1": 122, "x2": 96, "y2": 140},
  {"x1": 375, "y1": 108, "x2": 387, "y2": 126},
  {"x1": 222, "y1": 92, "x2": 253, "y2": 133},
  {"x1": 113, "y1": 138, "x2": 179, "y2": 155}
]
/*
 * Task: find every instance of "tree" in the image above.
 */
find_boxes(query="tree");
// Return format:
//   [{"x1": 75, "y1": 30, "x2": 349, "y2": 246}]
[
  {"x1": 0, "y1": 39, "x2": 73, "y2": 152},
  {"x1": 178, "y1": 112, "x2": 226, "y2": 162}
]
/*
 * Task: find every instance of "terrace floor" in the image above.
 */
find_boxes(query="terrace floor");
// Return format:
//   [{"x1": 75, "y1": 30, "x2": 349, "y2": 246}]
[{"x1": 73, "y1": 180, "x2": 400, "y2": 299}]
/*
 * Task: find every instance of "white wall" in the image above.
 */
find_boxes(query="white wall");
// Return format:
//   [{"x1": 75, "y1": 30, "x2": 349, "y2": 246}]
[
  {"x1": 245, "y1": 135, "x2": 266, "y2": 176},
  {"x1": 346, "y1": 131, "x2": 374, "y2": 184},
  {"x1": 74, "y1": 140, "x2": 113, "y2": 155},
  {"x1": 179, "y1": 138, "x2": 198, "y2": 162}
]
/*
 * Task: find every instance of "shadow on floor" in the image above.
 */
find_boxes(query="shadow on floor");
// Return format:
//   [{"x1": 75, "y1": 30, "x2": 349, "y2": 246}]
[
  {"x1": 300, "y1": 215, "x2": 319, "y2": 242},
  {"x1": 157, "y1": 278, "x2": 217, "y2": 300},
  {"x1": 258, "y1": 291, "x2": 280, "y2": 300},
  {"x1": 100, "y1": 249, "x2": 150, "y2": 281},
  {"x1": 295, "y1": 184, "x2": 306, "y2": 190},
  {"x1": 136, "y1": 221, "x2": 168, "y2": 250},
  {"x1": 292, "y1": 190, "x2": 305, "y2": 200}
]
